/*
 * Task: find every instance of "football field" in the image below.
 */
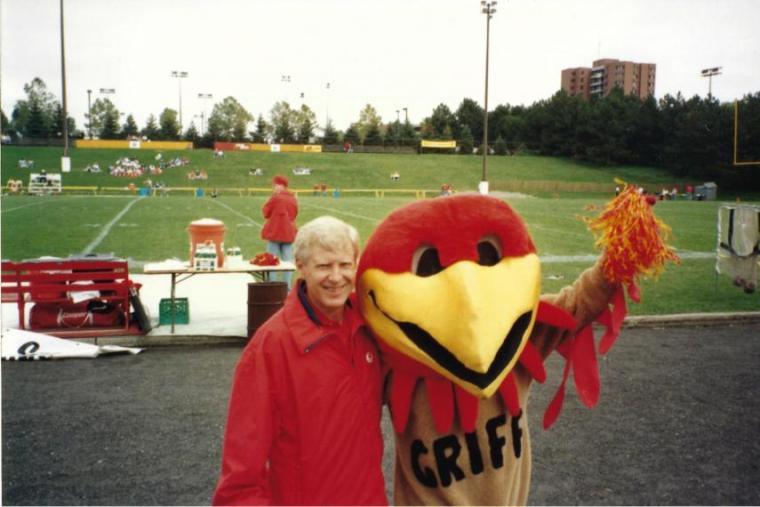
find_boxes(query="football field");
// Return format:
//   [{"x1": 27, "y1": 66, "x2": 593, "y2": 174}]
[{"x1": 3, "y1": 192, "x2": 757, "y2": 315}]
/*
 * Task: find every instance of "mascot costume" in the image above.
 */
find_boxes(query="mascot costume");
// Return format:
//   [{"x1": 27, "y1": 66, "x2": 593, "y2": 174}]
[{"x1": 357, "y1": 187, "x2": 677, "y2": 505}]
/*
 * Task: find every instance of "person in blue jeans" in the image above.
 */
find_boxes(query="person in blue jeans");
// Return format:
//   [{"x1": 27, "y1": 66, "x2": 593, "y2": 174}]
[{"x1": 261, "y1": 175, "x2": 298, "y2": 289}]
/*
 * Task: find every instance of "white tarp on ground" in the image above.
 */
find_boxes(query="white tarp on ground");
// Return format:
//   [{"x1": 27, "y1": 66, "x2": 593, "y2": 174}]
[{"x1": 1, "y1": 328, "x2": 143, "y2": 360}]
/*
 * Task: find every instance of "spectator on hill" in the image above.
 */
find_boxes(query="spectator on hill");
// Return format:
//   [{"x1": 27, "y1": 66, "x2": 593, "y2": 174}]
[{"x1": 261, "y1": 175, "x2": 298, "y2": 289}]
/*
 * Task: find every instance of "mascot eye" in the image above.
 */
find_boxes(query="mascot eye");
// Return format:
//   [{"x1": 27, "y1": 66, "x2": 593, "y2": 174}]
[
  {"x1": 477, "y1": 237, "x2": 501, "y2": 266},
  {"x1": 413, "y1": 247, "x2": 443, "y2": 277}
]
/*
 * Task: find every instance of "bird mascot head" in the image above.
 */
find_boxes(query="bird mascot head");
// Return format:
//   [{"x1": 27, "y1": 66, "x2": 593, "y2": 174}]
[
  {"x1": 357, "y1": 189, "x2": 678, "y2": 431},
  {"x1": 357, "y1": 194, "x2": 540, "y2": 399}
]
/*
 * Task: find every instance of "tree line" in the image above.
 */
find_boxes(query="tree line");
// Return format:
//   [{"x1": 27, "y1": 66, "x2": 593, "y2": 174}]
[{"x1": 3, "y1": 78, "x2": 759, "y2": 188}]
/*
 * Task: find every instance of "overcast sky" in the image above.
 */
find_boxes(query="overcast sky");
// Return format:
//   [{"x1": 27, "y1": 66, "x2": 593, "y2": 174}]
[{"x1": 2, "y1": 0, "x2": 759, "y2": 134}]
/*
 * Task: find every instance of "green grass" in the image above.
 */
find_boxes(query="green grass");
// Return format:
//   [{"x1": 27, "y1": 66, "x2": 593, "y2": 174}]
[{"x1": 0, "y1": 145, "x2": 724, "y2": 197}]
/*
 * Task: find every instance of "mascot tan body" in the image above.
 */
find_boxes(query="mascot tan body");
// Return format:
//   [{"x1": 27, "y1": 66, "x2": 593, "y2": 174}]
[{"x1": 357, "y1": 192, "x2": 676, "y2": 505}]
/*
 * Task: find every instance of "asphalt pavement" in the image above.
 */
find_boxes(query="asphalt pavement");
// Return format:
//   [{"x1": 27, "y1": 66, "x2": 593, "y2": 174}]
[{"x1": 3, "y1": 322, "x2": 760, "y2": 505}]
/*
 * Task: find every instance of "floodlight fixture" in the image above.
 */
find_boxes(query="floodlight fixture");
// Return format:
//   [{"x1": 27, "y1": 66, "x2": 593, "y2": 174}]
[
  {"x1": 171, "y1": 70, "x2": 189, "y2": 130},
  {"x1": 99, "y1": 88, "x2": 116, "y2": 94},
  {"x1": 701, "y1": 66, "x2": 722, "y2": 99}
]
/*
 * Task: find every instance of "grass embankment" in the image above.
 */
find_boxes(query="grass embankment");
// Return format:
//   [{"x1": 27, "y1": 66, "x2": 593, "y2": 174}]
[{"x1": 1, "y1": 145, "x2": 711, "y2": 197}]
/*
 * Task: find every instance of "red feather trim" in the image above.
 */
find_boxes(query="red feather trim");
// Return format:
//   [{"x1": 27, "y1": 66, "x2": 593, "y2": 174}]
[
  {"x1": 572, "y1": 325, "x2": 600, "y2": 408},
  {"x1": 543, "y1": 349, "x2": 572, "y2": 429},
  {"x1": 518, "y1": 341, "x2": 546, "y2": 383},
  {"x1": 542, "y1": 284, "x2": 631, "y2": 428},
  {"x1": 389, "y1": 370, "x2": 418, "y2": 434},
  {"x1": 536, "y1": 300, "x2": 577, "y2": 330},
  {"x1": 599, "y1": 286, "x2": 626, "y2": 354},
  {"x1": 454, "y1": 386, "x2": 480, "y2": 433},
  {"x1": 425, "y1": 376, "x2": 455, "y2": 434},
  {"x1": 626, "y1": 282, "x2": 641, "y2": 303},
  {"x1": 498, "y1": 373, "x2": 522, "y2": 417}
]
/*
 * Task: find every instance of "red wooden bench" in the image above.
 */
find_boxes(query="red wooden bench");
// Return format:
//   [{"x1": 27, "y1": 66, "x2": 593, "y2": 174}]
[{"x1": 1, "y1": 259, "x2": 147, "y2": 338}]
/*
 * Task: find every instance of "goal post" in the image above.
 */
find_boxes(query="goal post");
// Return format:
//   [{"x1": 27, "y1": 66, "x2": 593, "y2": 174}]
[{"x1": 733, "y1": 100, "x2": 760, "y2": 166}]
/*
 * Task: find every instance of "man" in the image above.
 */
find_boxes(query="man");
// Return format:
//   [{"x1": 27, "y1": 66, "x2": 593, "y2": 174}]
[
  {"x1": 261, "y1": 175, "x2": 298, "y2": 289},
  {"x1": 212, "y1": 216, "x2": 387, "y2": 506}
]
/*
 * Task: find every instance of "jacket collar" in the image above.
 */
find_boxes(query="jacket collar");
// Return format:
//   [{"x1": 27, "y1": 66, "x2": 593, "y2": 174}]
[{"x1": 284, "y1": 280, "x2": 364, "y2": 354}]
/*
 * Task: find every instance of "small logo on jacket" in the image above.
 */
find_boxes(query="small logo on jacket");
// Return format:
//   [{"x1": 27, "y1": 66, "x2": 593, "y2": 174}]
[{"x1": 365, "y1": 352, "x2": 374, "y2": 363}]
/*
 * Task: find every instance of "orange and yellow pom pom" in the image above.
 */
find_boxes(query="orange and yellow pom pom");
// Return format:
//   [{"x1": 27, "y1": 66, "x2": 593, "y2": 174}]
[{"x1": 585, "y1": 184, "x2": 680, "y2": 286}]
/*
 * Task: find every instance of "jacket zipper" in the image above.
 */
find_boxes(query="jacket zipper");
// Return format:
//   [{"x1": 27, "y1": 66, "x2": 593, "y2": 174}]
[{"x1": 303, "y1": 334, "x2": 330, "y2": 353}]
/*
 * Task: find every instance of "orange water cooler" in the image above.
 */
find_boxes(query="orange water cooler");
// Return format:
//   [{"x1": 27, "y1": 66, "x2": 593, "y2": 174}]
[{"x1": 188, "y1": 218, "x2": 226, "y2": 268}]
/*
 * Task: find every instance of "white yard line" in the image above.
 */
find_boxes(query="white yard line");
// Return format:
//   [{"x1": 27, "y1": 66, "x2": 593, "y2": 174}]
[
  {"x1": 2, "y1": 199, "x2": 59, "y2": 213},
  {"x1": 299, "y1": 201, "x2": 382, "y2": 223},
  {"x1": 210, "y1": 199, "x2": 263, "y2": 228},
  {"x1": 540, "y1": 250, "x2": 713, "y2": 264},
  {"x1": 527, "y1": 223, "x2": 591, "y2": 240},
  {"x1": 3, "y1": 195, "x2": 135, "y2": 213},
  {"x1": 81, "y1": 198, "x2": 141, "y2": 255}
]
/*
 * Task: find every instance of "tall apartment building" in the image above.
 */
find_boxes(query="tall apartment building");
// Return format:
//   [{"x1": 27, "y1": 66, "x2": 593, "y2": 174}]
[{"x1": 561, "y1": 58, "x2": 656, "y2": 100}]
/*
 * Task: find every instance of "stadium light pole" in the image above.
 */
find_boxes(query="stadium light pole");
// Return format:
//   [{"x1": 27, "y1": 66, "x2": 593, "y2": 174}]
[
  {"x1": 194, "y1": 114, "x2": 204, "y2": 136},
  {"x1": 701, "y1": 67, "x2": 722, "y2": 100},
  {"x1": 86, "y1": 89, "x2": 92, "y2": 139},
  {"x1": 198, "y1": 93, "x2": 212, "y2": 136},
  {"x1": 281, "y1": 75, "x2": 291, "y2": 103},
  {"x1": 172, "y1": 70, "x2": 189, "y2": 131},
  {"x1": 59, "y1": 0, "x2": 70, "y2": 168},
  {"x1": 403, "y1": 107, "x2": 408, "y2": 122},
  {"x1": 480, "y1": 0, "x2": 497, "y2": 195},
  {"x1": 325, "y1": 82, "x2": 331, "y2": 129}
]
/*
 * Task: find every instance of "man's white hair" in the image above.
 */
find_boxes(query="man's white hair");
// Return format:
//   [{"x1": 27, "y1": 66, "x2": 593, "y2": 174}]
[{"x1": 293, "y1": 216, "x2": 360, "y2": 262}]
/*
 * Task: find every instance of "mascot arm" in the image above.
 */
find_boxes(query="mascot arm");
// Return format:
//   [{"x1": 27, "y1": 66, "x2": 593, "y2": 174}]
[
  {"x1": 533, "y1": 258, "x2": 614, "y2": 359},
  {"x1": 532, "y1": 186, "x2": 679, "y2": 429}
]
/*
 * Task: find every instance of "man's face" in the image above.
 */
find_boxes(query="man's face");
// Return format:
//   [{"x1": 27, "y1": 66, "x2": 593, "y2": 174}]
[{"x1": 297, "y1": 245, "x2": 357, "y2": 321}]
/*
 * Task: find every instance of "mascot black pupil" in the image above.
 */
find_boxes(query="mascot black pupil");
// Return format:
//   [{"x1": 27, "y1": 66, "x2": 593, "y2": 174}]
[
  {"x1": 415, "y1": 240, "x2": 501, "y2": 277},
  {"x1": 477, "y1": 241, "x2": 500, "y2": 266},
  {"x1": 416, "y1": 248, "x2": 442, "y2": 277}
]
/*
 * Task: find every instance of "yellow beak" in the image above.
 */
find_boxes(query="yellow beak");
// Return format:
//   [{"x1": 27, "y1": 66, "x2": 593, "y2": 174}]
[{"x1": 359, "y1": 254, "x2": 541, "y2": 397}]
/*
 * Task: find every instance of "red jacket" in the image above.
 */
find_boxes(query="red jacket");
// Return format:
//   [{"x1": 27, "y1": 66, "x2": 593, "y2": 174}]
[
  {"x1": 212, "y1": 284, "x2": 387, "y2": 506},
  {"x1": 261, "y1": 191, "x2": 298, "y2": 243}
]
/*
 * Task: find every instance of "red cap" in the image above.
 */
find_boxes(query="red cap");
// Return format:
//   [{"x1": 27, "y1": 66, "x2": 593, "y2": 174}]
[{"x1": 273, "y1": 175, "x2": 289, "y2": 187}]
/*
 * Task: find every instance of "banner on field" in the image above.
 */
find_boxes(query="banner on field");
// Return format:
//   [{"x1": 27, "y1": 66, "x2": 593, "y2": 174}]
[
  {"x1": 76, "y1": 140, "x2": 193, "y2": 150},
  {"x1": 421, "y1": 140, "x2": 457, "y2": 149},
  {"x1": 214, "y1": 142, "x2": 323, "y2": 153}
]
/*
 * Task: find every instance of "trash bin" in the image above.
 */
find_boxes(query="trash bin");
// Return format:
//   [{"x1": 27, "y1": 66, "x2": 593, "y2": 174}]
[{"x1": 247, "y1": 282, "x2": 288, "y2": 338}]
